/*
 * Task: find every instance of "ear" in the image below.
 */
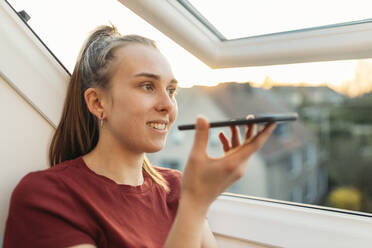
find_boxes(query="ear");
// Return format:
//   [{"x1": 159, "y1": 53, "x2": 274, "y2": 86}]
[{"x1": 84, "y1": 88, "x2": 106, "y2": 119}]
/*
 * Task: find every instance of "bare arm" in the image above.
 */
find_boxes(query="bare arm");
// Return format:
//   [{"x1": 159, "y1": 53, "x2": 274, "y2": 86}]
[{"x1": 163, "y1": 116, "x2": 275, "y2": 248}]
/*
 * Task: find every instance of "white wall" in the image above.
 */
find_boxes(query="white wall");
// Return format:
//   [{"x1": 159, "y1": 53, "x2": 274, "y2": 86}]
[
  {"x1": 0, "y1": 1, "x2": 66, "y2": 238},
  {"x1": 0, "y1": 76, "x2": 54, "y2": 235}
]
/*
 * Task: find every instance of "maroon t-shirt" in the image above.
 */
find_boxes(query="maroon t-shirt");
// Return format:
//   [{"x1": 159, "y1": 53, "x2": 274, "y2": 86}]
[{"x1": 3, "y1": 156, "x2": 182, "y2": 248}]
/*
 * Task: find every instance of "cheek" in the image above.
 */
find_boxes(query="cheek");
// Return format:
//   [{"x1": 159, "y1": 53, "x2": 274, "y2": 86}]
[
  {"x1": 111, "y1": 94, "x2": 150, "y2": 124},
  {"x1": 116, "y1": 92, "x2": 152, "y2": 112}
]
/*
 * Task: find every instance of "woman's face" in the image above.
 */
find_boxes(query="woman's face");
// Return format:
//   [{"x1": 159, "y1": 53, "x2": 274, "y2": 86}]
[{"x1": 103, "y1": 44, "x2": 178, "y2": 153}]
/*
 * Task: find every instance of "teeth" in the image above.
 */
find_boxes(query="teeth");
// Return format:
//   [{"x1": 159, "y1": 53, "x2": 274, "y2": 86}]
[{"x1": 148, "y1": 122, "x2": 166, "y2": 130}]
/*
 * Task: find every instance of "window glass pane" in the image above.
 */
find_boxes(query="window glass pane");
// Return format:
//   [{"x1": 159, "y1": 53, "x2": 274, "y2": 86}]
[
  {"x1": 8, "y1": 0, "x2": 372, "y2": 215},
  {"x1": 184, "y1": 0, "x2": 372, "y2": 39}
]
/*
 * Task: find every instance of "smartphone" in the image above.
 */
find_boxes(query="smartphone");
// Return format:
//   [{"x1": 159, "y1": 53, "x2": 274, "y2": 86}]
[{"x1": 177, "y1": 112, "x2": 298, "y2": 131}]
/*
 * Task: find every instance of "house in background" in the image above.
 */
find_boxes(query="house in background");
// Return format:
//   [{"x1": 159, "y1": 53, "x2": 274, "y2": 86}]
[
  {"x1": 271, "y1": 86, "x2": 345, "y2": 108},
  {"x1": 203, "y1": 83, "x2": 327, "y2": 204},
  {"x1": 270, "y1": 86, "x2": 346, "y2": 163}
]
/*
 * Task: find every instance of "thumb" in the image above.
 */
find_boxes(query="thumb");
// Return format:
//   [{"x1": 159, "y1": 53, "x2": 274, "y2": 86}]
[{"x1": 191, "y1": 115, "x2": 210, "y2": 154}]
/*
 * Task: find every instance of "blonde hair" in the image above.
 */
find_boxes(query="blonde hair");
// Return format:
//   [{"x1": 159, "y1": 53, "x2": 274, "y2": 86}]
[{"x1": 49, "y1": 25, "x2": 169, "y2": 192}]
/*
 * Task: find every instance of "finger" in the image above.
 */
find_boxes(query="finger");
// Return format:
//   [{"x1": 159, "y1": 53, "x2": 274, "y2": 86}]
[
  {"x1": 245, "y1": 122, "x2": 276, "y2": 154},
  {"x1": 218, "y1": 131, "x2": 231, "y2": 153},
  {"x1": 228, "y1": 123, "x2": 276, "y2": 164},
  {"x1": 244, "y1": 115, "x2": 257, "y2": 141},
  {"x1": 230, "y1": 125, "x2": 241, "y2": 148},
  {"x1": 190, "y1": 116, "x2": 210, "y2": 154},
  {"x1": 245, "y1": 124, "x2": 257, "y2": 141}
]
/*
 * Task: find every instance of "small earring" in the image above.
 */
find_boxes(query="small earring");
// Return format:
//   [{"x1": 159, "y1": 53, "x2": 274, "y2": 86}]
[{"x1": 100, "y1": 113, "x2": 104, "y2": 128}]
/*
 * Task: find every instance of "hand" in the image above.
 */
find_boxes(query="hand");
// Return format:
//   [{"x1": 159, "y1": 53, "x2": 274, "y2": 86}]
[
  {"x1": 181, "y1": 115, "x2": 276, "y2": 208},
  {"x1": 218, "y1": 115, "x2": 257, "y2": 153}
]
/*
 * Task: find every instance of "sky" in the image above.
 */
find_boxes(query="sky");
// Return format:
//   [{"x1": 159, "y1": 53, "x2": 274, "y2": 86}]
[
  {"x1": 8, "y1": 0, "x2": 372, "y2": 94},
  {"x1": 189, "y1": 0, "x2": 372, "y2": 39}
]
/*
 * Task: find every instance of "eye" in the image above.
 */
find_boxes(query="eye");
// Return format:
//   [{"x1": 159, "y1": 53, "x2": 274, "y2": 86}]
[
  {"x1": 167, "y1": 87, "x2": 178, "y2": 97},
  {"x1": 141, "y1": 82, "x2": 154, "y2": 91}
]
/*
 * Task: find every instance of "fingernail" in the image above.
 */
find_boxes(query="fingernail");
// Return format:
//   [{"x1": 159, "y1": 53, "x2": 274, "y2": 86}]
[
  {"x1": 196, "y1": 115, "x2": 207, "y2": 129},
  {"x1": 195, "y1": 118, "x2": 201, "y2": 129}
]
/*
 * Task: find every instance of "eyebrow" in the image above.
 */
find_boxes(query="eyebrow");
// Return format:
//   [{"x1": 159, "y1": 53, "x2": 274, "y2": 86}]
[{"x1": 134, "y1": 72, "x2": 178, "y2": 85}]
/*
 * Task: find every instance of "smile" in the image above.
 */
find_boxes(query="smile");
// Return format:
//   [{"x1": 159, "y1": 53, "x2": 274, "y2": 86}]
[{"x1": 146, "y1": 121, "x2": 168, "y2": 131}]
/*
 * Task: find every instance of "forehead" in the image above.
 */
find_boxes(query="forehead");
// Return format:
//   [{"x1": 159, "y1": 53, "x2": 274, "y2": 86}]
[{"x1": 113, "y1": 44, "x2": 174, "y2": 79}]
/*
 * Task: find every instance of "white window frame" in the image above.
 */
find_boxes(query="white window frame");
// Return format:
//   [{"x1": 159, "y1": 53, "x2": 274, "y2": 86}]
[
  {"x1": 120, "y1": 0, "x2": 372, "y2": 68},
  {"x1": 208, "y1": 194, "x2": 372, "y2": 247}
]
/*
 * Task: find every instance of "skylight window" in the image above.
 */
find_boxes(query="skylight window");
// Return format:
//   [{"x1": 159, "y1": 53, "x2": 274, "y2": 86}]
[{"x1": 181, "y1": 0, "x2": 372, "y2": 40}]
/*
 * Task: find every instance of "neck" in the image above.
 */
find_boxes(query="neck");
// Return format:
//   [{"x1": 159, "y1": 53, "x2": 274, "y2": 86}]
[{"x1": 83, "y1": 131, "x2": 145, "y2": 186}]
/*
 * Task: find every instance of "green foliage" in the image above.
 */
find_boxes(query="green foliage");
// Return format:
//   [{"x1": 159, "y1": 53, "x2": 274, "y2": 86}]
[{"x1": 300, "y1": 91, "x2": 372, "y2": 212}]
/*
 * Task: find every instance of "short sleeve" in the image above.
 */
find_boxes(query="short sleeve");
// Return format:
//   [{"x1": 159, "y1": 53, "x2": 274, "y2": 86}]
[{"x1": 3, "y1": 172, "x2": 96, "y2": 248}]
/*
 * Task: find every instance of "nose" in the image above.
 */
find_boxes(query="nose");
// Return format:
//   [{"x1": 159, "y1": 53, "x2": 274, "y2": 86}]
[{"x1": 155, "y1": 89, "x2": 174, "y2": 113}]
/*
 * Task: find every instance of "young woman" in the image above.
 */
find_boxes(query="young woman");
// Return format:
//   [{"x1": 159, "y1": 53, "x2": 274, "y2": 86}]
[{"x1": 3, "y1": 25, "x2": 275, "y2": 248}]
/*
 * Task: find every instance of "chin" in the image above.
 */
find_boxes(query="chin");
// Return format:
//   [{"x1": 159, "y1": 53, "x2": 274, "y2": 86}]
[
  {"x1": 145, "y1": 147, "x2": 164, "y2": 153},
  {"x1": 143, "y1": 143, "x2": 165, "y2": 153}
]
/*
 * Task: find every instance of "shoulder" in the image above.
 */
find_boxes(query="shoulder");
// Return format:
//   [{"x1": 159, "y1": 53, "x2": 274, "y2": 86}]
[
  {"x1": 153, "y1": 166, "x2": 183, "y2": 184},
  {"x1": 152, "y1": 166, "x2": 183, "y2": 200},
  {"x1": 10, "y1": 158, "x2": 79, "y2": 207},
  {"x1": 16, "y1": 158, "x2": 78, "y2": 190}
]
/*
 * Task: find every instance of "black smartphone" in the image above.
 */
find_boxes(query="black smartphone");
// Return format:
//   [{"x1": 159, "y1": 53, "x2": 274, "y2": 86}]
[{"x1": 177, "y1": 113, "x2": 298, "y2": 131}]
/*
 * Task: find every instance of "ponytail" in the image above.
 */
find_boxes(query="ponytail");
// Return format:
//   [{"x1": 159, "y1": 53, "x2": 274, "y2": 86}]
[{"x1": 49, "y1": 25, "x2": 169, "y2": 192}]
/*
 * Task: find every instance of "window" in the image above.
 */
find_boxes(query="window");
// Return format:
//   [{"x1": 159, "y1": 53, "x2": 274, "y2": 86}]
[
  {"x1": 289, "y1": 151, "x2": 303, "y2": 177},
  {"x1": 273, "y1": 123, "x2": 290, "y2": 140},
  {"x1": 118, "y1": 0, "x2": 372, "y2": 68},
  {"x1": 181, "y1": 0, "x2": 372, "y2": 40},
  {"x1": 169, "y1": 127, "x2": 185, "y2": 146},
  {"x1": 290, "y1": 186, "x2": 303, "y2": 203},
  {"x1": 160, "y1": 159, "x2": 181, "y2": 171},
  {"x1": 209, "y1": 129, "x2": 220, "y2": 147},
  {"x1": 304, "y1": 143, "x2": 317, "y2": 168},
  {"x1": 304, "y1": 175, "x2": 317, "y2": 203}
]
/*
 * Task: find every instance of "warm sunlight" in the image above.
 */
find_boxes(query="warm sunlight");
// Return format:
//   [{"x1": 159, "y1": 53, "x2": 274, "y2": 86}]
[{"x1": 8, "y1": 0, "x2": 372, "y2": 96}]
